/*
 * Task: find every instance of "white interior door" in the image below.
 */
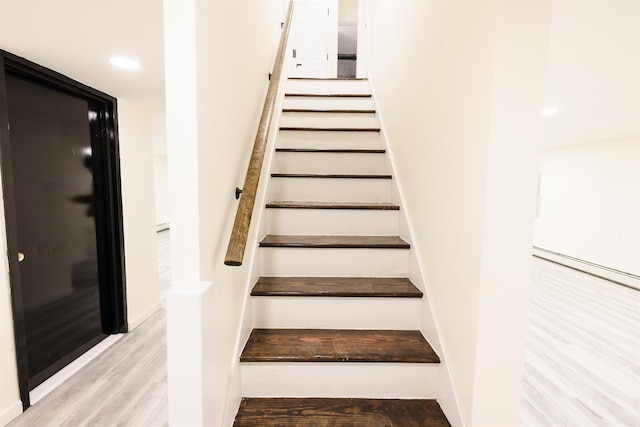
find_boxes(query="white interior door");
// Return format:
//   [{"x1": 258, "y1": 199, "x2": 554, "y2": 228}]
[{"x1": 289, "y1": 0, "x2": 338, "y2": 78}]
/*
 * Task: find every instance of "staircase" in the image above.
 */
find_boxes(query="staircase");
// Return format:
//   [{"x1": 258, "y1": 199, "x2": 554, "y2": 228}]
[{"x1": 233, "y1": 78, "x2": 451, "y2": 426}]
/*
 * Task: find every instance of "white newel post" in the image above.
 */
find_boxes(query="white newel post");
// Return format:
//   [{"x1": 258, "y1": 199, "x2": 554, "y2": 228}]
[{"x1": 167, "y1": 282, "x2": 215, "y2": 426}]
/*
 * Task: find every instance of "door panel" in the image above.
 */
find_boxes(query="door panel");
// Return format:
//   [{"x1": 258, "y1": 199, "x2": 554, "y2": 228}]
[
  {"x1": 290, "y1": 0, "x2": 333, "y2": 77},
  {"x1": 5, "y1": 72, "x2": 105, "y2": 389}
]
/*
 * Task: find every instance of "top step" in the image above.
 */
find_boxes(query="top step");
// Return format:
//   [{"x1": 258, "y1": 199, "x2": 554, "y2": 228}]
[
  {"x1": 286, "y1": 78, "x2": 371, "y2": 96},
  {"x1": 288, "y1": 77, "x2": 368, "y2": 81}
]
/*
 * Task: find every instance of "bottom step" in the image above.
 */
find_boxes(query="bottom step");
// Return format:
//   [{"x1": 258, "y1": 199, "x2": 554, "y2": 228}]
[{"x1": 234, "y1": 398, "x2": 451, "y2": 426}]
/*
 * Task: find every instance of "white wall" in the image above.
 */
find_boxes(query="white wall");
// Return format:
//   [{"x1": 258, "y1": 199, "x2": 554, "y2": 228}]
[
  {"x1": 164, "y1": 1, "x2": 285, "y2": 424},
  {"x1": 152, "y1": 111, "x2": 169, "y2": 227},
  {"x1": 535, "y1": 137, "x2": 640, "y2": 277},
  {"x1": 339, "y1": 0, "x2": 358, "y2": 23},
  {"x1": 367, "y1": 1, "x2": 551, "y2": 425},
  {"x1": 154, "y1": 155, "x2": 169, "y2": 226},
  {"x1": 118, "y1": 100, "x2": 161, "y2": 329}
]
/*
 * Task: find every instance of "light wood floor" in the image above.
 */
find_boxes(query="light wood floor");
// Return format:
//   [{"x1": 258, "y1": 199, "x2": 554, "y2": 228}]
[
  {"x1": 8, "y1": 232, "x2": 171, "y2": 427},
  {"x1": 521, "y1": 257, "x2": 640, "y2": 426},
  {"x1": 7, "y1": 232, "x2": 639, "y2": 426}
]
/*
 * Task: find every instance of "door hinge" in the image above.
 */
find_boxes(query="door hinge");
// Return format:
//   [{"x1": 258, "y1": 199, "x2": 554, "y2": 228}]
[
  {"x1": 327, "y1": 8, "x2": 330, "y2": 15},
  {"x1": 327, "y1": 54, "x2": 329, "y2": 60}
]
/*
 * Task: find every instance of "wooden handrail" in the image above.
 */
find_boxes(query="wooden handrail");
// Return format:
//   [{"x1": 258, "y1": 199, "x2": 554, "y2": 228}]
[{"x1": 224, "y1": 0, "x2": 295, "y2": 266}]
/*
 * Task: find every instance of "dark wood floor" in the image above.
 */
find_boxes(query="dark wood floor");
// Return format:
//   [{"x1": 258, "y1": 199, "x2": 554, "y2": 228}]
[{"x1": 234, "y1": 398, "x2": 451, "y2": 427}]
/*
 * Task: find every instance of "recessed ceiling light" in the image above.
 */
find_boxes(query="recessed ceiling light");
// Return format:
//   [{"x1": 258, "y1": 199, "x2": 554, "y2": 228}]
[
  {"x1": 110, "y1": 57, "x2": 141, "y2": 70},
  {"x1": 541, "y1": 106, "x2": 560, "y2": 117}
]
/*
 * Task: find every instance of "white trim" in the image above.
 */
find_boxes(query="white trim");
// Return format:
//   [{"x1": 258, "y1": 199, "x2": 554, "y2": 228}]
[
  {"x1": 533, "y1": 247, "x2": 640, "y2": 291},
  {"x1": 0, "y1": 401, "x2": 22, "y2": 427},
  {"x1": 128, "y1": 301, "x2": 163, "y2": 331},
  {"x1": 29, "y1": 334, "x2": 123, "y2": 405},
  {"x1": 368, "y1": 75, "x2": 465, "y2": 427}
]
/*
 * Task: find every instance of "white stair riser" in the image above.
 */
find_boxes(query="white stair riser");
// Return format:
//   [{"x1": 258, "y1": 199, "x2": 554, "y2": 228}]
[
  {"x1": 270, "y1": 178, "x2": 392, "y2": 203},
  {"x1": 277, "y1": 130, "x2": 382, "y2": 150},
  {"x1": 273, "y1": 152, "x2": 386, "y2": 175},
  {"x1": 280, "y1": 112, "x2": 378, "y2": 128},
  {"x1": 286, "y1": 79, "x2": 371, "y2": 94},
  {"x1": 283, "y1": 97, "x2": 375, "y2": 111},
  {"x1": 259, "y1": 248, "x2": 409, "y2": 277},
  {"x1": 252, "y1": 297, "x2": 420, "y2": 329},
  {"x1": 241, "y1": 363, "x2": 437, "y2": 398},
  {"x1": 266, "y1": 209, "x2": 399, "y2": 235}
]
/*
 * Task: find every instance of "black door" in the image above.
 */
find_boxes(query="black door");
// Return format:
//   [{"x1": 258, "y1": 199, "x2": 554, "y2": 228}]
[
  {"x1": 5, "y1": 72, "x2": 106, "y2": 389},
  {"x1": 0, "y1": 51, "x2": 127, "y2": 409}
]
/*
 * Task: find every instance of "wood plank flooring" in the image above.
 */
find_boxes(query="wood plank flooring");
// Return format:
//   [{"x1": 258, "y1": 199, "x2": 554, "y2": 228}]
[
  {"x1": 6, "y1": 231, "x2": 638, "y2": 426},
  {"x1": 520, "y1": 257, "x2": 640, "y2": 426},
  {"x1": 251, "y1": 277, "x2": 423, "y2": 298},
  {"x1": 240, "y1": 329, "x2": 440, "y2": 363},
  {"x1": 7, "y1": 231, "x2": 171, "y2": 427},
  {"x1": 234, "y1": 398, "x2": 451, "y2": 427}
]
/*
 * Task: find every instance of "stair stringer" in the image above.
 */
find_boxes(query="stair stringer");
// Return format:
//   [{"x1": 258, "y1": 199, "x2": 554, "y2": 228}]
[
  {"x1": 370, "y1": 77, "x2": 466, "y2": 427},
  {"x1": 221, "y1": 74, "x2": 290, "y2": 427}
]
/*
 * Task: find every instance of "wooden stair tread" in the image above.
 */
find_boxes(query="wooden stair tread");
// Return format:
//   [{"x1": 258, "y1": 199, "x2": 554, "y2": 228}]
[
  {"x1": 265, "y1": 201, "x2": 399, "y2": 210},
  {"x1": 252, "y1": 277, "x2": 423, "y2": 298},
  {"x1": 271, "y1": 173, "x2": 391, "y2": 179},
  {"x1": 283, "y1": 108, "x2": 376, "y2": 113},
  {"x1": 275, "y1": 148, "x2": 385, "y2": 153},
  {"x1": 288, "y1": 77, "x2": 369, "y2": 81},
  {"x1": 259, "y1": 235, "x2": 410, "y2": 249},
  {"x1": 280, "y1": 127, "x2": 380, "y2": 132},
  {"x1": 234, "y1": 398, "x2": 451, "y2": 426},
  {"x1": 285, "y1": 93, "x2": 372, "y2": 98},
  {"x1": 240, "y1": 329, "x2": 440, "y2": 363}
]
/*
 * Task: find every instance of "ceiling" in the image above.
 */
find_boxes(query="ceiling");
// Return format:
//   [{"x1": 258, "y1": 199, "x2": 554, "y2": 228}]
[
  {"x1": 0, "y1": 0, "x2": 165, "y2": 113},
  {"x1": 541, "y1": 0, "x2": 639, "y2": 149},
  {"x1": 0, "y1": 0, "x2": 637, "y2": 151}
]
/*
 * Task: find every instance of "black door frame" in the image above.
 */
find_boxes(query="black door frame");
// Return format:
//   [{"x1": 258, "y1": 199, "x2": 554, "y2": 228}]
[{"x1": 0, "y1": 50, "x2": 127, "y2": 410}]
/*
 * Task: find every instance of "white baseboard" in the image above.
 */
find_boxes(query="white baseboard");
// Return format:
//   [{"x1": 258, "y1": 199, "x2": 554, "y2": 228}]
[
  {"x1": 0, "y1": 401, "x2": 22, "y2": 427},
  {"x1": 29, "y1": 334, "x2": 123, "y2": 405},
  {"x1": 128, "y1": 301, "x2": 163, "y2": 331},
  {"x1": 533, "y1": 247, "x2": 640, "y2": 291}
]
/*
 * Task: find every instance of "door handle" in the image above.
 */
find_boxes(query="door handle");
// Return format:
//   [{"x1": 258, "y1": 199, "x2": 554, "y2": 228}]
[{"x1": 18, "y1": 252, "x2": 25, "y2": 262}]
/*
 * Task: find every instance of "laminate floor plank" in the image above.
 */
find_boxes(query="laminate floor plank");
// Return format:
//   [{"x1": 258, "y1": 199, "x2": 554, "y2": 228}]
[
  {"x1": 520, "y1": 257, "x2": 640, "y2": 426},
  {"x1": 157, "y1": 230, "x2": 171, "y2": 299},
  {"x1": 7, "y1": 234, "x2": 170, "y2": 427}
]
